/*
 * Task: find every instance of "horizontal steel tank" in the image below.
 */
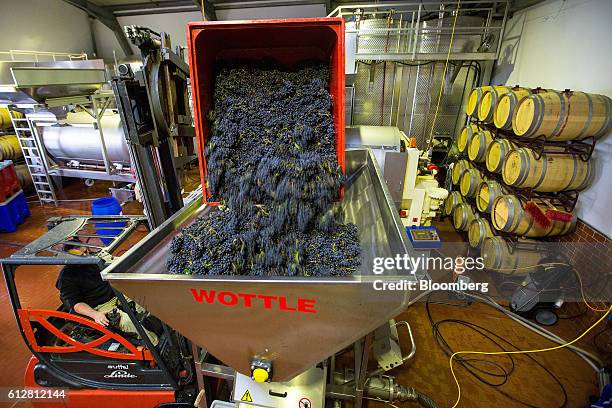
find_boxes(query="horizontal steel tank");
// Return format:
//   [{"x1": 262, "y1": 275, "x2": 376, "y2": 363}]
[{"x1": 41, "y1": 111, "x2": 130, "y2": 166}]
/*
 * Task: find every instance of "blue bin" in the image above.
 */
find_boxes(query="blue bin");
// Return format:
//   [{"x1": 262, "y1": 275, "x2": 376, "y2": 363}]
[
  {"x1": 91, "y1": 196, "x2": 124, "y2": 245},
  {"x1": 0, "y1": 190, "x2": 30, "y2": 233}
]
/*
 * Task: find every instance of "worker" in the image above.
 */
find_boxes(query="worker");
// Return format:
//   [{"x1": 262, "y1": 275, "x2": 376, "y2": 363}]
[{"x1": 56, "y1": 264, "x2": 159, "y2": 346}]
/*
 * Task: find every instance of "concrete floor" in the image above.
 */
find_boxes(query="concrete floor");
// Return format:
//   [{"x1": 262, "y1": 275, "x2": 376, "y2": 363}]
[{"x1": 0, "y1": 177, "x2": 607, "y2": 407}]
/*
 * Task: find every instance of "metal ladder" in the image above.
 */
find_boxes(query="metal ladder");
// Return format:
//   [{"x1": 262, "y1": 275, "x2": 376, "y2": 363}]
[{"x1": 8, "y1": 109, "x2": 57, "y2": 204}]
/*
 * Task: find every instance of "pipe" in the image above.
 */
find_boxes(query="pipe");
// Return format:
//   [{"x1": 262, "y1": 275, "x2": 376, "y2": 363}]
[{"x1": 333, "y1": 372, "x2": 439, "y2": 407}]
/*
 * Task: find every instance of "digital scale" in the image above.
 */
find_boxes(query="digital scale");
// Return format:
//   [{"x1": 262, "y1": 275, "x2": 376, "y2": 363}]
[{"x1": 405, "y1": 226, "x2": 442, "y2": 249}]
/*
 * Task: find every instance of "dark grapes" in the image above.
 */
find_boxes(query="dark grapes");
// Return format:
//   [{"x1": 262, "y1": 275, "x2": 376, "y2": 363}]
[{"x1": 167, "y1": 62, "x2": 361, "y2": 277}]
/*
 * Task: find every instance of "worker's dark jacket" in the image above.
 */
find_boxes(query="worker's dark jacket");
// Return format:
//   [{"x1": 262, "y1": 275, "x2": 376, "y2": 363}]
[{"x1": 56, "y1": 265, "x2": 115, "y2": 311}]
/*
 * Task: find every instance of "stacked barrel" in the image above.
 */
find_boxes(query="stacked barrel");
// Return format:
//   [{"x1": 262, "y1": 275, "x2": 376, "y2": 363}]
[
  {"x1": 0, "y1": 108, "x2": 22, "y2": 162},
  {"x1": 0, "y1": 108, "x2": 29, "y2": 191},
  {"x1": 446, "y1": 85, "x2": 611, "y2": 273}
]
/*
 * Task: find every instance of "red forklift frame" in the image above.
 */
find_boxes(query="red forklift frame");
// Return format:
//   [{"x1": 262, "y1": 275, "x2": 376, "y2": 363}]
[{"x1": 0, "y1": 215, "x2": 192, "y2": 407}]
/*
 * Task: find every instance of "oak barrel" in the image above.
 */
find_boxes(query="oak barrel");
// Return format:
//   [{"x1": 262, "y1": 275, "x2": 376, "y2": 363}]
[
  {"x1": 460, "y1": 168, "x2": 482, "y2": 197},
  {"x1": 452, "y1": 159, "x2": 473, "y2": 185},
  {"x1": 476, "y1": 180, "x2": 504, "y2": 213},
  {"x1": 453, "y1": 203, "x2": 477, "y2": 231},
  {"x1": 485, "y1": 138, "x2": 515, "y2": 173},
  {"x1": 502, "y1": 147, "x2": 592, "y2": 192},
  {"x1": 469, "y1": 218, "x2": 495, "y2": 248},
  {"x1": 493, "y1": 88, "x2": 530, "y2": 130},
  {"x1": 457, "y1": 124, "x2": 479, "y2": 153},
  {"x1": 444, "y1": 191, "x2": 464, "y2": 217},
  {"x1": 512, "y1": 90, "x2": 612, "y2": 141},
  {"x1": 478, "y1": 86, "x2": 512, "y2": 123},
  {"x1": 467, "y1": 86, "x2": 511, "y2": 118},
  {"x1": 481, "y1": 236, "x2": 544, "y2": 274},
  {"x1": 491, "y1": 195, "x2": 576, "y2": 237},
  {"x1": 468, "y1": 129, "x2": 494, "y2": 163}
]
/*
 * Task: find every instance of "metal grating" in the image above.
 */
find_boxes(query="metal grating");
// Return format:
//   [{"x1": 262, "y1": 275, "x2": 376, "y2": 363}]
[
  {"x1": 348, "y1": 61, "x2": 475, "y2": 150},
  {"x1": 352, "y1": 61, "x2": 397, "y2": 126}
]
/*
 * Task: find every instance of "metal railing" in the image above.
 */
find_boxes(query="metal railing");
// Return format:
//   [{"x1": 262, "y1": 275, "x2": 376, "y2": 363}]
[
  {"x1": 329, "y1": 0, "x2": 509, "y2": 61},
  {"x1": 0, "y1": 50, "x2": 88, "y2": 62}
]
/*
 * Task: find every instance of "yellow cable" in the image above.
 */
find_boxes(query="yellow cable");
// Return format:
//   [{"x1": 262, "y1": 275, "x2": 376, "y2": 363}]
[
  {"x1": 428, "y1": 0, "x2": 462, "y2": 151},
  {"x1": 571, "y1": 266, "x2": 609, "y2": 312},
  {"x1": 448, "y1": 260, "x2": 610, "y2": 406},
  {"x1": 449, "y1": 304, "x2": 611, "y2": 407}
]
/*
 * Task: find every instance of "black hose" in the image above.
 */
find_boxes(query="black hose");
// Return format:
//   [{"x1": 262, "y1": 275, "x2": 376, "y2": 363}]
[{"x1": 416, "y1": 392, "x2": 440, "y2": 408}]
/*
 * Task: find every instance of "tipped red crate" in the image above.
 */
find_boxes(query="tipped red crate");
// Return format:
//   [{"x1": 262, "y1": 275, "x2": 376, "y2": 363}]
[
  {"x1": 0, "y1": 160, "x2": 21, "y2": 203},
  {"x1": 186, "y1": 18, "x2": 345, "y2": 201}
]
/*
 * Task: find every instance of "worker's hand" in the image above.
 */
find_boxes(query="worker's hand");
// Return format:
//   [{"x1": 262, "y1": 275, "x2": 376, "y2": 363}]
[{"x1": 92, "y1": 311, "x2": 109, "y2": 327}]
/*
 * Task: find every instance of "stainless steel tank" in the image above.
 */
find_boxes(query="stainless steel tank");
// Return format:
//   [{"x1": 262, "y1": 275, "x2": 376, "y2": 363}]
[
  {"x1": 41, "y1": 111, "x2": 130, "y2": 166},
  {"x1": 352, "y1": 15, "x2": 488, "y2": 55}
]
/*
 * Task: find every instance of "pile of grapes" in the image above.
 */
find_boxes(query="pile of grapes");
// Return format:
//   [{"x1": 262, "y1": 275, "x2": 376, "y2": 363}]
[{"x1": 167, "y1": 62, "x2": 361, "y2": 277}]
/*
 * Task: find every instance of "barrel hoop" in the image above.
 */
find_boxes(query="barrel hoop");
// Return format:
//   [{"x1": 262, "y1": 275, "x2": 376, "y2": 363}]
[
  {"x1": 526, "y1": 95, "x2": 545, "y2": 137},
  {"x1": 551, "y1": 91, "x2": 568, "y2": 138},
  {"x1": 505, "y1": 197, "x2": 518, "y2": 232},
  {"x1": 505, "y1": 93, "x2": 518, "y2": 129},
  {"x1": 595, "y1": 95, "x2": 612, "y2": 138},
  {"x1": 478, "y1": 222, "x2": 485, "y2": 246},
  {"x1": 493, "y1": 239, "x2": 502, "y2": 270},
  {"x1": 499, "y1": 140, "x2": 510, "y2": 172},
  {"x1": 523, "y1": 206, "x2": 535, "y2": 235},
  {"x1": 514, "y1": 149, "x2": 530, "y2": 186},
  {"x1": 576, "y1": 160, "x2": 593, "y2": 191},
  {"x1": 564, "y1": 155, "x2": 579, "y2": 191},
  {"x1": 532, "y1": 152, "x2": 548, "y2": 189},
  {"x1": 487, "y1": 183, "x2": 497, "y2": 212},
  {"x1": 575, "y1": 92, "x2": 593, "y2": 139},
  {"x1": 469, "y1": 172, "x2": 478, "y2": 196},
  {"x1": 478, "y1": 134, "x2": 486, "y2": 161}
]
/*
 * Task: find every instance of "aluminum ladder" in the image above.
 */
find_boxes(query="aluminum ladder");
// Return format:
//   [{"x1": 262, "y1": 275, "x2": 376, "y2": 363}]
[{"x1": 8, "y1": 109, "x2": 57, "y2": 204}]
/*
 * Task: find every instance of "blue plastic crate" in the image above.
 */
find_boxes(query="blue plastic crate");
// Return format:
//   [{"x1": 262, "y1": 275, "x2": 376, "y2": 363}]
[{"x1": 0, "y1": 190, "x2": 30, "y2": 232}]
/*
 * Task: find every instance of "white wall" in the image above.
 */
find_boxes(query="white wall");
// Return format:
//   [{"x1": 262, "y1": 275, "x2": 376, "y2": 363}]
[
  {"x1": 93, "y1": 11, "x2": 204, "y2": 60},
  {"x1": 492, "y1": 0, "x2": 612, "y2": 237},
  {"x1": 216, "y1": 4, "x2": 326, "y2": 20},
  {"x1": 0, "y1": 0, "x2": 93, "y2": 57},
  {"x1": 92, "y1": 5, "x2": 327, "y2": 60}
]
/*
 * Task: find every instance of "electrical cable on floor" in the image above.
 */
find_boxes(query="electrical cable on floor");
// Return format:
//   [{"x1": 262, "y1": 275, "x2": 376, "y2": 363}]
[
  {"x1": 469, "y1": 293, "x2": 603, "y2": 370},
  {"x1": 426, "y1": 293, "x2": 569, "y2": 408},
  {"x1": 448, "y1": 303, "x2": 611, "y2": 408},
  {"x1": 592, "y1": 326, "x2": 611, "y2": 354},
  {"x1": 410, "y1": 287, "x2": 604, "y2": 372},
  {"x1": 559, "y1": 302, "x2": 588, "y2": 319},
  {"x1": 427, "y1": 0, "x2": 462, "y2": 152}
]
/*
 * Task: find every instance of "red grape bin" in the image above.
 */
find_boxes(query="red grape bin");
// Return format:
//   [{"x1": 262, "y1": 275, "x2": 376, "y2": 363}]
[{"x1": 186, "y1": 18, "x2": 346, "y2": 201}]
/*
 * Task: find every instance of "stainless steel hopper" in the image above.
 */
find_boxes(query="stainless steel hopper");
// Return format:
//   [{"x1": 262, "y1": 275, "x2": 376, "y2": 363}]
[
  {"x1": 0, "y1": 59, "x2": 106, "y2": 104},
  {"x1": 103, "y1": 149, "x2": 426, "y2": 381}
]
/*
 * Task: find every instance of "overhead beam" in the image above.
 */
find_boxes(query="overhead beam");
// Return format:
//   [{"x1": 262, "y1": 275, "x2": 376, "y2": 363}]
[
  {"x1": 62, "y1": 0, "x2": 134, "y2": 56},
  {"x1": 193, "y1": 0, "x2": 217, "y2": 20},
  {"x1": 109, "y1": 0, "x2": 199, "y2": 16}
]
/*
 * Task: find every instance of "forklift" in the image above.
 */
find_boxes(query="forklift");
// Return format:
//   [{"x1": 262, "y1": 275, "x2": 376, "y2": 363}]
[{"x1": 2, "y1": 215, "x2": 197, "y2": 407}]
